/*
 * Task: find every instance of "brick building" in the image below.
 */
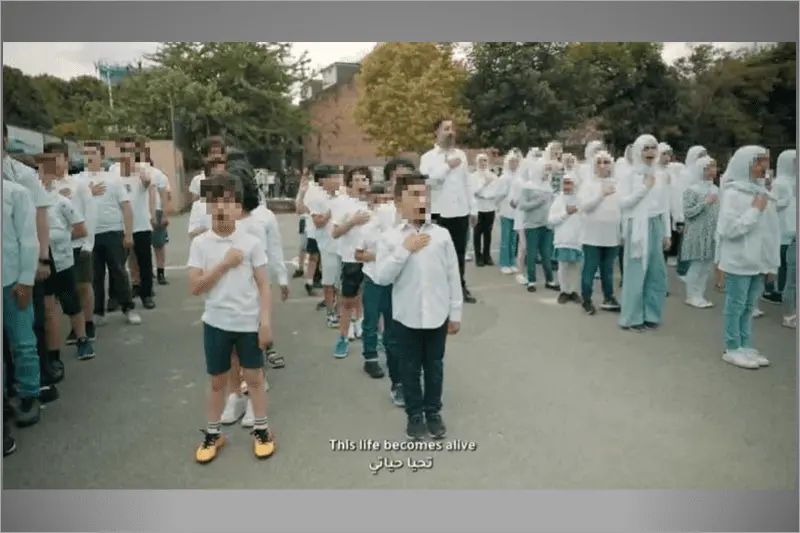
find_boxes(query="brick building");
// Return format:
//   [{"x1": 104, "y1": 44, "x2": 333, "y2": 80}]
[{"x1": 301, "y1": 62, "x2": 503, "y2": 172}]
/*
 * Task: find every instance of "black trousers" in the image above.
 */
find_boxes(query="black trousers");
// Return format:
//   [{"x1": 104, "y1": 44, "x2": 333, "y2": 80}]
[
  {"x1": 432, "y1": 214, "x2": 469, "y2": 289},
  {"x1": 132, "y1": 230, "x2": 154, "y2": 298},
  {"x1": 93, "y1": 231, "x2": 134, "y2": 315},
  {"x1": 394, "y1": 319, "x2": 448, "y2": 418},
  {"x1": 473, "y1": 211, "x2": 496, "y2": 261},
  {"x1": 664, "y1": 222, "x2": 684, "y2": 259}
]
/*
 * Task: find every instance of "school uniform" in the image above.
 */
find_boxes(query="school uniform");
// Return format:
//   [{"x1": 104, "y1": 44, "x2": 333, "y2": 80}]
[
  {"x1": 773, "y1": 150, "x2": 798, "y2": 318},
  {"x1": 331, "y1": 193, "x2": 368, "y2": 299},
  {"x1": 119, "y1": 169, "x2": 155, "y2": 300},
  {"x1": 187, "y1": 227, "x2": 269, "y2": 375},
  {"x1": 55, "y1": 173, "x2": 95, "y2": 286},
  {"x1": 680, "y1": 156, "x2": 720, "y2": 308},
  {"x1": 716, "y1": 146, "x2": 777, "y2": 369},
  {"x1": 470, "y1": 168, "x2": 498, "y2": 264},
  {"x1": 517, "y1": 179, "x2": 555, "y2": 289},
  {"x1": 307, "y1": 191, "x2": 342, "y2": 288},
  {"x1": 618, "y1": 135, "x2": 670, "y2": 329},
  {"x1": 373, "y1": 220, "x2": 462, "y2": 431},
  {"x1": 42, "y1": 190, "x2": 84, "y2": 318},
  {"x1": 2, "y1": 179, "x2": 41, "y2": 402},
  {"x1": 577, "y1": 168, "x2": 621, "y2": 309},
  {"x1": 486, "y1": 163, "x2": 521, "y2": 270},
  {"x1": 548, "y1": 191, "x2": 583, "y2": 298},
  {"x1": 358, "y1": 202, "x2": 400, "y2": 389}
]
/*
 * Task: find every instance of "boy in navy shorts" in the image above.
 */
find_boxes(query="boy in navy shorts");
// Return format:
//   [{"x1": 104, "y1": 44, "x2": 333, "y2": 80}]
[{"x1": 187, "y1": 171, "x2": 275, "y2": 463}]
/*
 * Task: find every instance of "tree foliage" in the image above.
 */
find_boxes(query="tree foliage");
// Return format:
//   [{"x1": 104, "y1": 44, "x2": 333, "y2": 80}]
[
  {"x1": 353, "y1": 42, "x2": 469, "y2": 156},
  {"x1": 3, "y1": 66, "x2": 54, "y2": 131}
]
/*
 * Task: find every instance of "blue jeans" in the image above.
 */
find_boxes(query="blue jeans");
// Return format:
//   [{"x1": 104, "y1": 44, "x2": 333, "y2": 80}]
[
  {"x1": 581, "y1": 245, "x2": 618, "y2": 302},
  {"x1": 783, "y1": 238, "x2": 797, "y2": 317},
  {"x1": 723, "y1": 273, "x2": 763, "y2": 351},
  {"x1": 3, "y1": 284, "x2": 41, "y2": 398},
  {"x1": 619, "y1": 217, "x2": 668, "y2": 327},
  {"x1": 361, "y1": 276, "x2": 399, "y2": 384},
  {"x1": 499, "y1": 217, "x2": 517, "y2": 268},
  {"x1": 524, "y1": 227, "x2": 554, "y2": 284}
]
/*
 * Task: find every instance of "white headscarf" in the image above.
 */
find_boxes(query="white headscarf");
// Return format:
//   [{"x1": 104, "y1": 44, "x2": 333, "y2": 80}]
[
  {"x1": 626, "y1": 134, "x2": 659, "y2": 270},
  {"x1": 687, "y1": 155, "x2": 718, "y2": 196},
  {"x1": 721, "y1": 145, "x2": 772, "y2": 198},
  {"x1": 774, "y1": 149, "x2": 797, "y2": 197},
  {"x1": 614, "y1": 144, "x2": 633, "y2": 180}
]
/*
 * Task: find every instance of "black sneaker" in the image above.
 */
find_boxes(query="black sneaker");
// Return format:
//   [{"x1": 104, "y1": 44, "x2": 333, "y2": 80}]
[
  {"x1": 545, "y1": 281, "x2": 561, "y2": 291},
  {"x1": 557, "y1": 292, "x2": 570, "y2": 304},
  {"x1": 3, "y1": 427, "x2": 16, "y2": 457},
  {"x1": 570, "y1": 292, "x2": 582, "y2": 304},
  {"x1": 425, "y1": 413, "x2": 447, "y2": 440},
  {"x1": 484, "y1": 256, "x2": 495, "y2": 266},
  {"x1": 622, "y1": 324, "x2": 646, "y2": 333},
  {"x1": 643, "y1": 321, "x2": 659, "y2": 330},
  {"x1": 141, "y1": 296, "x2": 156, "y2": 310},
  {"x1": 475, "y1": 258, "x2": 485, "y2": 267},
  {"x1": 406, "y1": 414, "x2": 426, "y2": 441},
  {"x1": 14, "y1": 397, "x2": 41, "y2": 427},
  {"x1": 131, "y1": 285, "x2": 140, "y2": 298},
  {"x1": 86, "y1": 321, "x2": 97, "y2": 341},
  {"x1": 38, "y1": 385, "x2": 59, "y2": 404},
  {"x1": 526, "y1": 283, "x2": 537, "y2": 293},
  {"x1": 107, "y1": 299, "x2": 120, "y2": 313},
  {"x1": 157, "y1": 272, "x2": 169, "y2": 286},
  {"x1": 65, "y1": 329, "x2": 78, "y2": 345},
  {"x1": 463, "y1": 289, "x2": 477, "y2": 304},
  {"x1": 363, "y1": 360, "x2": 385, "y2": 379},
  {"x1": 600, "y1": 297, "x2": 621, "y2": 311},
  {"x1": 292, "y1": 269, "x2": 304, "y2": 279},
  {"x1": 582, "y1": 300, "x2": 597, "y2": 315},
  {"x1": 389, "y1": 384, "x2": 405, "y2": 407},
  {"x1": 761, "y1": 292, "x2": 783, "y2": 305},
  {"x1": 49, "y1": 360, "x2": 65, "y2": 383}
]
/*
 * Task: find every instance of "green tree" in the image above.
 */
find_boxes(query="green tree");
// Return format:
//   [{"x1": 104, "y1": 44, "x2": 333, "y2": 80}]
[
  {"x1": 353, "y1": 42, "x2": 469, "y2": 156},
  {"x1": 2, "y1": 66, "x2": 52, "y2": 131}
]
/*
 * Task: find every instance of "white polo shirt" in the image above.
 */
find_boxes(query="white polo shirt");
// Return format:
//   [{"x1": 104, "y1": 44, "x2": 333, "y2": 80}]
[
  {"x1": 332, "y1": 194, "x2": 370, "y2": 263},
  {"x1": 187, "y1": 227, "x2": 269, "y2": 333},
  {"x1": 119, "y1": 171, "x2": 153, "y2": 233},
  {"x1": 46, "y1": 190, "x2": 84, "y2": 273},
  {"x1": 92, "y1": 174, "x2": 130, "y2": 234},
  {"x1": 53, "y1": 174, "x2": 95, "y2": 251}
]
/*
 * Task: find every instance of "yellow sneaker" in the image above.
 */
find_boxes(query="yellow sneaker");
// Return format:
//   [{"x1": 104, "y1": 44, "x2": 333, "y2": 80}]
[
  {"x1": 252, "y1": 428, "x2": 276, "y2": 459},
  {"x1": 195, "y1": 431, "x2": 226, "y2": 464}
]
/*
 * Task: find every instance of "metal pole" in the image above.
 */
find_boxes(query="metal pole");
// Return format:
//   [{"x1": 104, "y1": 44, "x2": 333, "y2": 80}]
[{"x1": 169, "y1": 95, "x2": 182, "y2": 212}]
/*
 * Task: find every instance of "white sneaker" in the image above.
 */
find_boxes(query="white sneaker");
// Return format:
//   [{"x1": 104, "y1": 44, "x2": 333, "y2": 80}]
[
  {"x1": 699, "y1": 299, "x2": 714, "y2": 308},
  {"x1": 743, "y1": 348, "x2": 770, "y2": 367},
  {"x1": 722, "y1": 349, "x2": 759, "y2": 369},
  {"x1": 515, "y1": 274, "x2": 528, "y2": 285},
  {"x1": 667, "y1": 257, "x2": 678, "y2": 267},
  {"x1": 465, "y1": 252, "x2": 474, "y2": 262},
  {"x1": 241, "y1": 398, "x2": 255, "y2": 427},
  {"x1": 510, "y1": 266, "x2": 518, "y2": 274},
  {"x1": 500, "y1": 267, "x2": 512, "y2": 275},
  {"x1": 685, "y1": 298, "x2": 705, "y2": 309},
  {"x1": 347, "y1": 321, "x2": 356, "y2": 340},
  {"x1": 220, "y1": 393, "x2": 246, "y2": 424},
  {"x1": 782, "y1": 315, "x2": 797, "y2": 329},
  {"x1": 752, "y1": 308, "x2": 765, "y2": 319},
  {"x1": 354, "y1": 319, "x2": 363, "y2": 339},
  {"x1": 93, "y1": 314, "x2": 107, "y2": 326},
  {"x1": 125, "y1": 310, "x2": 142, "y2": 325},
  {"x1": 678, "y1": 275, "x2": 687, "y2": 283}
]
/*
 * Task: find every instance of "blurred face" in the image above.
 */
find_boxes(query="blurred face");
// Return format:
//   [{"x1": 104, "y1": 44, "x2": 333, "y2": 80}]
[
  {"x1": 595, "y1": 156, "x2": 613, "y2": 178},
  {"x1": 562, "y1": 178, "x2": 575, "y2": 194},
  {"x1": 659, "y1": 151, "x2": 672, "y2": 165},
  {"x1": 323, "y1": 173, "x2": 343, "y2": 194},
  {"x1": 37, "y1": 159, "x2": 58, "y2": 184},
  {"x1": 206, "y1": 191, "x2": 242, "y2": 225},
  {"x1": 704, "y1": 163, "x2": 718, "y2": 181},
  {"x1": 508, "y1": 158, "x2": 519, "y2": 171},
  {"x1": 349, "y1": 172, "x2": 371, "y2": 196},
  {"x1": 436, "y1": 120, "x2": 456, "y2": 147},
  {"x1": 750, "y1": 153, "x2": 769, "y2": 179},
  {"x1": 478, "y1": 158, "x2": 489, "y2": 170},
  {"x1": 564, "y1": 154, "x2": 575, "y2": 169},
  {"x1": 83, "y1": 146, "x2": 102, "y2": 168},
  {"x1": 641, "y1": 143, "x2": 658, "y2": 165},
  {"x1": 118, "y1": 141, "x2": 137, "y2": 164},
  {"x1": 549, "y1": 143, "x2": 563, "y2": 161},
  {"x1": 399, "y1": 183, "x2": 428, "y2": 222},
  {"x1": 371, "y1": 192, "x2": 393, "y2": 206},
  {"x1": 53, "y1": 153, "x2": 68, "y2": 176},
  {"x1": 208, "y1": 143, "x2": 225, "y2": 157}
]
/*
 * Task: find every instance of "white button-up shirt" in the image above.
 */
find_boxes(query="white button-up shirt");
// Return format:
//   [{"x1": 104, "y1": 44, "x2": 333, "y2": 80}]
[
  {"x1": 420, "y1": 145, "x2": 476, "y2": 218},
  {"x1": 374, "y1": 221, "x2": 463, "y2": 329}
]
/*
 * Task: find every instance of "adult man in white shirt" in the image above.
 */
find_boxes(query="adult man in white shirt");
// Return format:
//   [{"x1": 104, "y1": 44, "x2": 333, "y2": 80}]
[
  {"x1": 43, "y1": 142, "x2": 98, "y2": 346},
  {"x1": 420, "y1": 118, "x2": 477, "y2": 304}
]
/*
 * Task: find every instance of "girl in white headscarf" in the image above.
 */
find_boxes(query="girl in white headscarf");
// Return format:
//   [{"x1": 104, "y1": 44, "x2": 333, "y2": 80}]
[
  {"x1": 771, "y1": 150, "x2": 797, "y2": 327},
  {"x1": 617, "y1": 134, "x2": 671, "y2": 331},
  {"x1": 537, "y1": 142, "x2": 565, "y2": 273},
  {"x1": 512, "y1": 148, "x2": 540, "y2": 283},
  {"x1": 548, "y1": 174, "x2": 583, "y2": 303},
  {"x1": 673, "y1": 145, "x2": 708, "y2": 275},
  {"x1": 614, "y1": 144, "x2": 633, "y2": 180},
  {"x1": 679, "y1": 155, "x2": 720, "y2": 308},
  {"x1": 517, "y1": 158, "x2": 558, "y2": 292},
  {"x1": 480, "y1": 150, "x2": 524, "y2": 274},
  {"x1": 469, "y1": 153, "x2": 498, "y2": 267},
  {"x1": 579, "y1": 140, "x2": 606, "y2": 185},
  {"x1": 655, "y1": 143, "x2": 680, "y2": 275},
  {"x1": 577, "y1": 150, "x2": 622, "y2": 314},
  {"x1": 716, "y1": 145, "x2": 776, "y2": 368},
  {"x1": 762, "y1": 149, "x2": 797, "y2": 309}
]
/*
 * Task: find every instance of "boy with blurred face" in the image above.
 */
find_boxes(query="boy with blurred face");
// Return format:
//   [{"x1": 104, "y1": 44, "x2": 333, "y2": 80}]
[
  {"x1": 372, "y1": 172, "x2": 463, "y2": 441},
  {"x1": 189, "y1": 137, "x2": 227, "y2": 202},
  {"x1": 43, "y1": 142, "x2": 98, "y2": 356},
  {"x1": 330, "y1": 167, "x2": 373, "y2": 358}
]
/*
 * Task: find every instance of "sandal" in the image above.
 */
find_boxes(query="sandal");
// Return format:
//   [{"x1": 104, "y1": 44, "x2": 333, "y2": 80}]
[{"x1": 266, "y1": 350, "x2": 286, "y2": 369}]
